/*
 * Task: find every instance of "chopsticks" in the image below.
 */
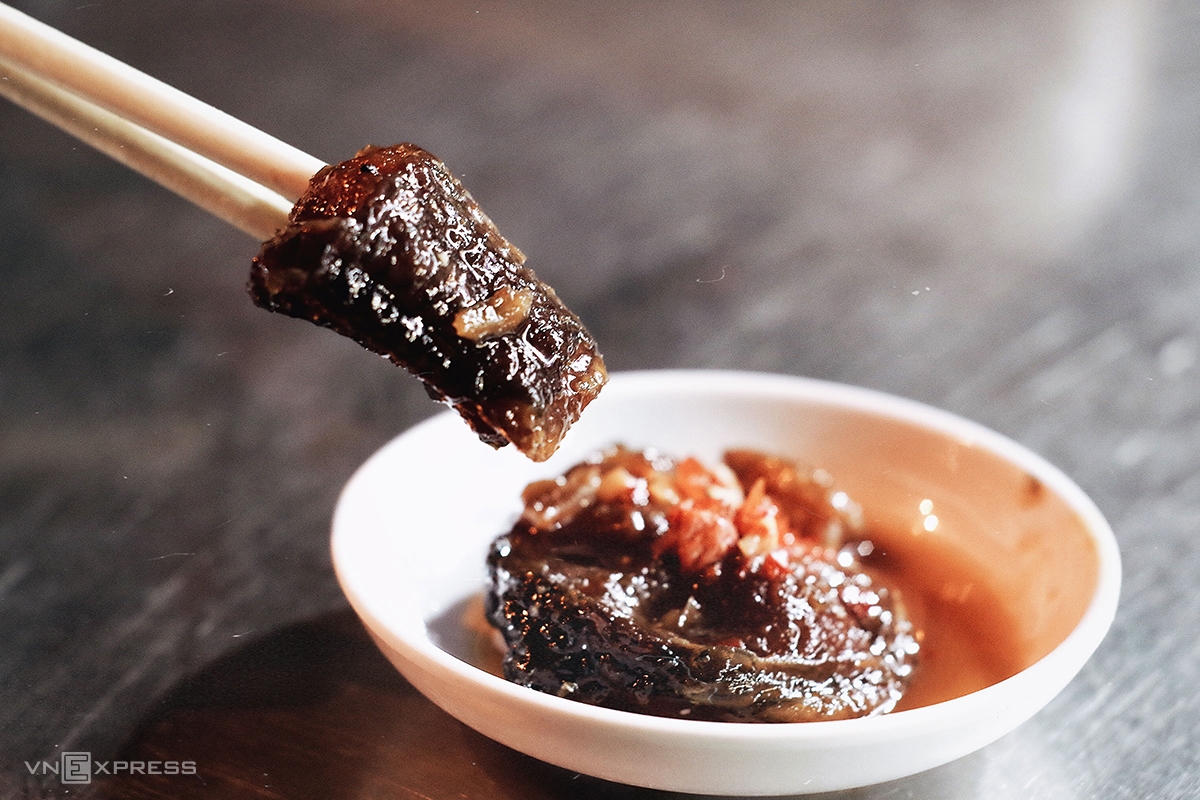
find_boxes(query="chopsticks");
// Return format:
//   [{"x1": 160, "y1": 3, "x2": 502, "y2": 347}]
[
  {"x1": 0, "y1": 2, "x2": 325, "y2": 240},
  {"x1": 0, "y1": 58, "x2": 296, "y2": 240}
]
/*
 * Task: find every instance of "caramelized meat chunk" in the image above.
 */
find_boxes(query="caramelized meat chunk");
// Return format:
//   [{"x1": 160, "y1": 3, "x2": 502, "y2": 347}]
[
  {"x1": 486, "y1": 447, "x2": 918, "y2": 722},
  {"x1": 249, "y1": 143, "x2": 606, "y2": 461}
]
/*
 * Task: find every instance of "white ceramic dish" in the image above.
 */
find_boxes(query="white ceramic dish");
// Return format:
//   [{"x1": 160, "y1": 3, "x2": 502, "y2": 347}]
[{"x1": 331, "y1": 370, "x2": 1120, "y2": 796}]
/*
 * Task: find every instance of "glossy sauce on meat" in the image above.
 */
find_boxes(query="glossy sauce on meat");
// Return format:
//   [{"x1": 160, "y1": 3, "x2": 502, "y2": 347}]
[
  {"x1": 250, "y1": 143, "x2": 606, "y2": 461},
  {"x1": 486, "y1": 447, "x2": 921, "y2": 722}
]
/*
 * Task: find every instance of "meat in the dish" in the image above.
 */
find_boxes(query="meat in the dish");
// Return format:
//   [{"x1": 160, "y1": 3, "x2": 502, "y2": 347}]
[
  {"x1": 249, "y1": 143, "x2": 606, "y2": 461},
  {"x1": 486, "y1": 446, "x2": 919, "y2": 722}
]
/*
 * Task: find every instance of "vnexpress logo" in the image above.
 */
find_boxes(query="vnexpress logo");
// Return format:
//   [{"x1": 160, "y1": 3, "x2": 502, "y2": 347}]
[{"x1": 25, "y1": 752, "x2": 197, "y2": 783}]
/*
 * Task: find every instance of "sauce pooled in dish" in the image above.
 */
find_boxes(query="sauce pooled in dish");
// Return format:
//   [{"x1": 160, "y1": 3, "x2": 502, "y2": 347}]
[
  {"x1": 249, "y1": 143, "x2": 606, "y2": 461},
  {"x1": 487, "y1": 446, "x2": 919, "y2": 722}
]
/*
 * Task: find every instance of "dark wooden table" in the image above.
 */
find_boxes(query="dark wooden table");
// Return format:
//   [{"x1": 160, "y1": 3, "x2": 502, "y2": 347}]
[{"x1": 2, "y1": 0, "x2": 1196, "y2": 797}]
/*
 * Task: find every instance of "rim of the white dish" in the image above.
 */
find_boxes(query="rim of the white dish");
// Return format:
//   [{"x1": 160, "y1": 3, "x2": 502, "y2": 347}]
[{"x1": 332, "y1": 368, "x2": 1122, "y2": 743}]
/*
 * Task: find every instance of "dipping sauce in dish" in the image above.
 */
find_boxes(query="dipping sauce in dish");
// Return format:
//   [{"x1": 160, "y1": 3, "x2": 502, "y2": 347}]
[
  {"x1": 333, "y1": 370, "x2": 1117, "y2": 793},
  {"x1": 485, "y1": 446, "x2": 1031, "y2": 722}
]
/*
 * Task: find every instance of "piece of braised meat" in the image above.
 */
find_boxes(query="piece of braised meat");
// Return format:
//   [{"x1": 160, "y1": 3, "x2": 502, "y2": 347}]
[
  {"x1": 486, "y1": 447, "x2": 918, "y2": 722},
  {"x1": 249, "y1": 143, "x2": 606, "y2": 461}
]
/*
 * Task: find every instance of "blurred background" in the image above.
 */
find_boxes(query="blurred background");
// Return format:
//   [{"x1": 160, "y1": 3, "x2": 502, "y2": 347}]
[{"x1": 2, "y1": 0, "x2": 1198, "y2": 797}]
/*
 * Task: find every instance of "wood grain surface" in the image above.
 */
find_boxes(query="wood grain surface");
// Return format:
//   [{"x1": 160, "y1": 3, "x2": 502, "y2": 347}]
[{"x1": 2, "y1": 0, "x2": 1197, "y2": 797}]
